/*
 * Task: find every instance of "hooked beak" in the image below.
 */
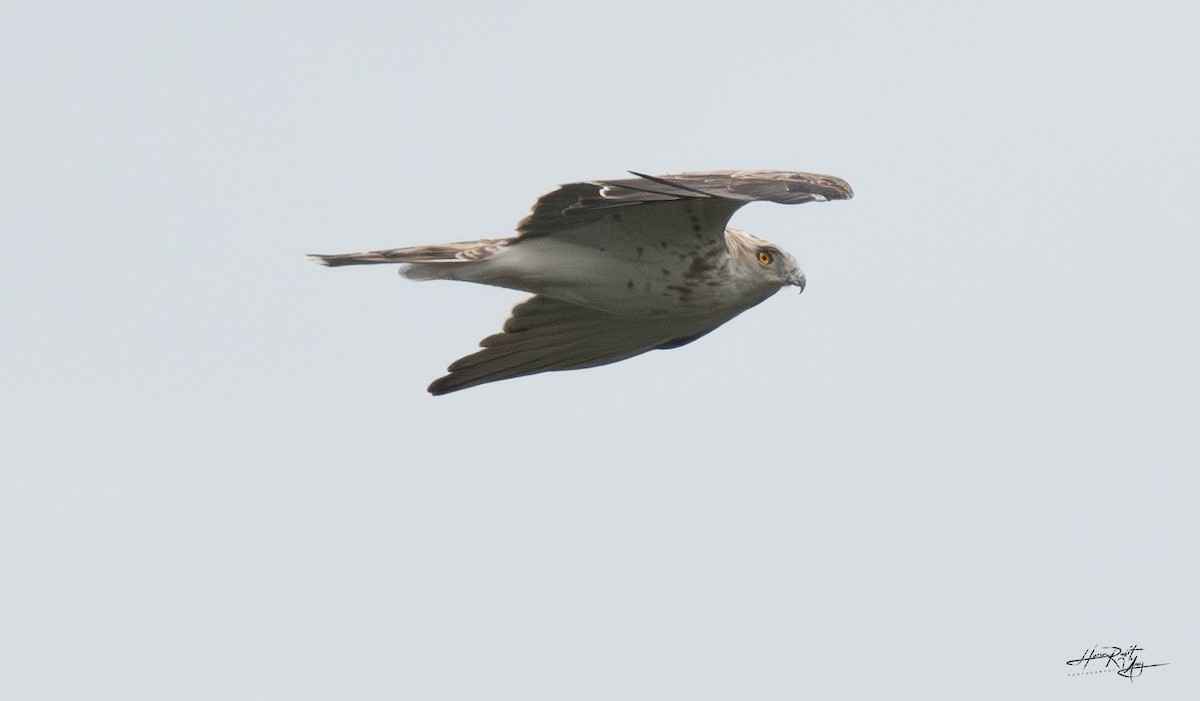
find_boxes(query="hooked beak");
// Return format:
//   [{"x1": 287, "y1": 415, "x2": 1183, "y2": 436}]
[{"x1": 788, "y1": 270, "x2": 807, "y2": 293}]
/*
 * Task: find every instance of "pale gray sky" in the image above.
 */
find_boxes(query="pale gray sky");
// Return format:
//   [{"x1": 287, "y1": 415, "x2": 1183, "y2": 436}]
[{"x1": 2, "y1": 1, "x2": 1197, "y2": 699}]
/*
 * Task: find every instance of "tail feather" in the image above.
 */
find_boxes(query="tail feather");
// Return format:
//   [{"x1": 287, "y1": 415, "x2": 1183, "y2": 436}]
[{"x1": 307, "y1": 239, "x2": 504, "y2": 267}]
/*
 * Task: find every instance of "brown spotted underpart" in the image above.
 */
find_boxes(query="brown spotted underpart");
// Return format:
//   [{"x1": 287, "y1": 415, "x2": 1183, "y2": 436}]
[{"x1": 310, "y1": 169, "x2": 851, "y2": 395}]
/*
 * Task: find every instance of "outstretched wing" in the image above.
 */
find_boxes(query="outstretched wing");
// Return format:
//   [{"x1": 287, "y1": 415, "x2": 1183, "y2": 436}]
[
  {"x1": 587, "y1": 170, "x2": 854, "y2": 209},
  {"x1": 428, "y1": 295, "x2": 723, "y2": 395},
  {"x1": 515, "y1": 170, "x2": 853, "y2": 244}
]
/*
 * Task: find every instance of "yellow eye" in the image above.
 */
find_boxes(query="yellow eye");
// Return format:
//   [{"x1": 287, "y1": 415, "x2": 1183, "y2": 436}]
[{"x1": 757, "y1": 250, "x2": 773, "y2": 266}]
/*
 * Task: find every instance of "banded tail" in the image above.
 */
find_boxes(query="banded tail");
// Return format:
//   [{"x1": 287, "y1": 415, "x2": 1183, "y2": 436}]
[{"x1": 307, "y1": 239, "x2": 504, "y2": 266}]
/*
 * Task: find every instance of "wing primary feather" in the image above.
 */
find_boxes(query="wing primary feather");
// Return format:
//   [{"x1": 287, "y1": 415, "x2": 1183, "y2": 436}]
[
  {"x1": 430, "y1": 338, "x2": 632, "y2": 395},
  {"x1": 592, "y1": 180, "x2": 684, "y2": 199},
  {"x1": 624, "y1": 171, "x2": 720, "y2": 198}
]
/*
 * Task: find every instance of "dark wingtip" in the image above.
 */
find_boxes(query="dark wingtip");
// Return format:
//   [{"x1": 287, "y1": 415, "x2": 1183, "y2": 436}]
[
  {"x1": 426, "y1": 376, "x2": 455, "y2": 396},
  {"x1": 825, "y1": 177, "x2": 854, "y2": 200}
]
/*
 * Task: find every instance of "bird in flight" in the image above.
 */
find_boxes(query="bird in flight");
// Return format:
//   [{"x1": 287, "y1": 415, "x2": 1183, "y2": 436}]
[{"x1": 309, "y1": 169, "x2": 852, "y2": 395}]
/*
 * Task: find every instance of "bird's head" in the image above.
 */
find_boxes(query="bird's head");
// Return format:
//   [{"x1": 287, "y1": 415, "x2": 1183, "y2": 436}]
[{"x1": 727, "y1": 228, "x2": 806, "y2": 294}]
